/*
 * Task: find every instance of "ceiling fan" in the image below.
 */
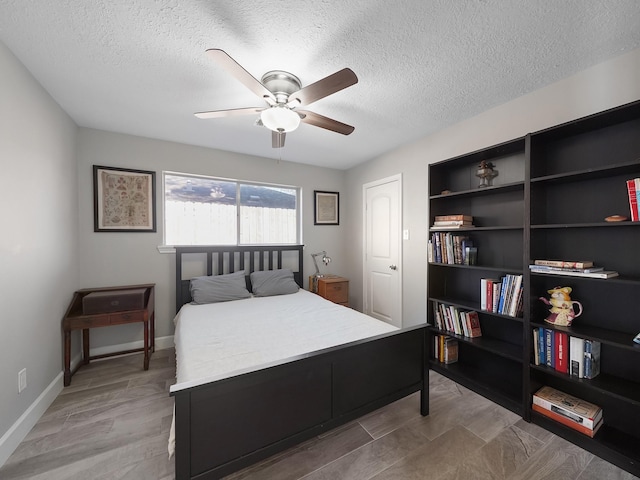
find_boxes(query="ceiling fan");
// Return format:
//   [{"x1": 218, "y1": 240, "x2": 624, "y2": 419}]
[{"x1": 195, "y1": 49, "x2": 358, "y2": 148}]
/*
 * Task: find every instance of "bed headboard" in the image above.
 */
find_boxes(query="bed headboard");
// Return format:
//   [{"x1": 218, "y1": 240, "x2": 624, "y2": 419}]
[{"x1": 175, "y1": 245, "x2": 304, "y2": 313}]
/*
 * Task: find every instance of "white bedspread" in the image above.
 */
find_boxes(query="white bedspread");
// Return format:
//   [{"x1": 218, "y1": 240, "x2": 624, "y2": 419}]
[
  {"x1": 168, "y1": 289, "x2": 397, "y2": 455},
  {"x1": 171, "y1": 289, "x2": 397, "y2": 391}
]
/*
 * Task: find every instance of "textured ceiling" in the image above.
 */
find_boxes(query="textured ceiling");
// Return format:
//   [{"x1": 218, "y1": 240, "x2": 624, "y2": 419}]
[{"x1": 1, "y1": 0, "x2": 639, "y2": 169}]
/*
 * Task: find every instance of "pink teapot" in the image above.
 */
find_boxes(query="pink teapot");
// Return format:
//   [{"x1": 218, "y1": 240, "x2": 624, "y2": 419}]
[{"x1": 539, "y1": 286, "x2": 583, "y2": 327}]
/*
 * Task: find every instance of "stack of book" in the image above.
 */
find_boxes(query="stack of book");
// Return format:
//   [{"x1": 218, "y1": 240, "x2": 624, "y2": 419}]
[
  {"x1": 432, "y1": 301, "x2": 482, "y2": 338},
  {"x1": 627, "y1": 178, "x2": 639, "y2": 222},
  {"x1": 480, "y1": 275, "x2": 523, "y2": 317},
  {"x1": 433, "y1": 335, "x2": 458, "y2": 364},
  {"x1": 529, "y1": 260, "x2": 619, "y2": 279},
  {"x1": 430, "y1": 214, "x2": 474, "y2": 230},
  {"x1": 533, "y1": 386, "x2": 603, "y2": 437},
  {"x1": 532, "y1": 328, "x2": 601, "y2": 379}
]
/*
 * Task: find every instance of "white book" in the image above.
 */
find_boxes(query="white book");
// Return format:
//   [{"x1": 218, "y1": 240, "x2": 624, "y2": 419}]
[
  {"x1": 530, "y1": 269, "x2": 619, "y2": 279},
  {"x1": 480, "y1": 278, "x2": 487, "y2": 310},
  {"x1": 569, "y1": 336, "x2": 585, "y2": 379}
]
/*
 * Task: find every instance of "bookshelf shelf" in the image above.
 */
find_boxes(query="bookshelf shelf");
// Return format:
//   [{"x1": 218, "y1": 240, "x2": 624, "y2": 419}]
[
  {"x1": 530, "y1": 321, "x2": 640, "y2": 352},
  {"x1": 430, "y1": 360, "x2": 523, "y2": 415},
  {"x1": 532, "y1": 412, "x2": 640, "y2": 477},
  {"x1": 429, "y1": 181, "x2": 525, "y2": 200},
  {"x1": 530, "y1": 159, "x2": 640, "y2": 185},
  {"x1": 430, "y1": 326, "x2": 521, "y2": 361},
  {"x1": 428, "y1": 99, "x2": 640, "y2": 477},
  {"x1": 530, "y1": 364, "x2": 640, "y2": 407}
]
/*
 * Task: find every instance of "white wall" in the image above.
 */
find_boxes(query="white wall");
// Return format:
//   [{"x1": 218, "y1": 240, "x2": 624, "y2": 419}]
[
  {"x1": 0, "y1": 41, "x2": 78, "y2": 463},
  {"x1": 344, "y1": 48, "x2": 640, "y2": 327},
  {"x1": 76, "y1": 128, "x2": 347, "y2": 350}
]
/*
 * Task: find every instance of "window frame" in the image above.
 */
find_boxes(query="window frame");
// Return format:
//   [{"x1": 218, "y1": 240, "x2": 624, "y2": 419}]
[{"x1": 162, "y1": 171, "x2": 302, "y2": 247}]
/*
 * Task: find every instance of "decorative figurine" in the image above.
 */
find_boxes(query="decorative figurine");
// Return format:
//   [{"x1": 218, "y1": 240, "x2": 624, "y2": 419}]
[
  {"x1": 475, "y1": 160, "x2": 498, "y2": 188},
  {"x1": 539, "y1": 286, "x2": 583, "y2": 327}
]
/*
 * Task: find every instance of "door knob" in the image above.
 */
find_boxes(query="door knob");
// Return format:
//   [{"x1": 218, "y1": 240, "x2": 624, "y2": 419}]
[{"x1": 389, "y1": 265, "x2": 397, "y2": 270}]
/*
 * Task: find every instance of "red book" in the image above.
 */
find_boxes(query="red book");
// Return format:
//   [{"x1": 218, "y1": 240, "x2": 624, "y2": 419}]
[
  {"x1": 466, "y1": 311, "x2": 482, "y2": 338},
  {"x1": 555, "y1": 331, "x2": 569, "y2": 374},
  {"x1": 627, "y1": 179, "x2": 639, "y2": 222},
  {"x1": 532, "y1": 403, "x2": 602, "y2": 438}
]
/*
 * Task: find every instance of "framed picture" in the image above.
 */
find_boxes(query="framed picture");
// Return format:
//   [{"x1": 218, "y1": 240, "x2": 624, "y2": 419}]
[
  {"x1": 93, "y1": 165, "x2": 156, "y2": 232},
  {"x1": 314, "y1": 190, "x2": 339, "y2": 225}
]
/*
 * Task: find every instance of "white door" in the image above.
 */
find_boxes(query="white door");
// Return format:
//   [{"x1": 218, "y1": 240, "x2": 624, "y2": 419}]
[{"x1": 363, "y1": 175, "x2": 402, "y2": 327}]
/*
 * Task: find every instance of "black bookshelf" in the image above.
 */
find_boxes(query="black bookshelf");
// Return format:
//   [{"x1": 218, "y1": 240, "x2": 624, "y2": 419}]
[{"x1": 427, "y1": 99, "x2": 640, "y2": 477}]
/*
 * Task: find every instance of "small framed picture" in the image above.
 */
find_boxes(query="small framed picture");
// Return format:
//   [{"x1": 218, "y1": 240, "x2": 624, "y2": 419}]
[
  {"x1": 314, "y1": 190, "x2": 339, "y2": 225},
  {"x1": 93, "y1": 165, "x2": 156, "y2": 232}
]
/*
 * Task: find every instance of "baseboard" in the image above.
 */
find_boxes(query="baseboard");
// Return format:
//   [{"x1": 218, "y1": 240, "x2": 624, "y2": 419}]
[
  {"x1": 0, "y1": 335, "x2": 174, "y2": 468},
  {"x1": 89, "y1": 335, "x2": 174, "y2": 357},
  {"x1": 0, "y1": 372, "x2": 63, "y2": 468}
]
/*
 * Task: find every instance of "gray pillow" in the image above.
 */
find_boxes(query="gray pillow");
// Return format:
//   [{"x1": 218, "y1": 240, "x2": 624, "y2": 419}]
[
  {"x1": 250, "y1": 269, "x2": 299, "y2": 297},
  {"x1": 190, "y1": 271, "x2": 251, "y2": 304}
]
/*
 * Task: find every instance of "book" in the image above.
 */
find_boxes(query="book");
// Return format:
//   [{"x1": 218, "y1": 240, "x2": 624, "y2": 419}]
[
  {"x1": 538, "y1": 328, "x2": 546, "y2": 365},
  {"x1": 533, "y1": 327, "x2": 540, "y2": 365},
  {"x1": 430, "y1": 224, "x2": 475, "y2": 230},
  {"x1": 532, "y1": 403, "x2": 603, "y2": 437},
  {"x1": 569, "y1": 336, "x2": 585, "y2": 378},
  {"x1": 528, "y1": 265, "x2": 604, "y2": 274},
  {"x1": 433, "y1": 220, "x2": 474, "y2": 226},
  {"x1": 627, "y1": 179, "x2": 639, "y2": 222},
  {"x1": 465, "y1": 246, "x2": 477, "y2": 265},
  {"x1": 533, "y1": 386, "x2": 603, "y2": 429},
  {"x1": 555, "y1": 331, "x2": 569, "y2": 374},
  {"x1": 545, "y1": 329, "x2": 555, "y2": 368},
  {"x1": 530, "y1": 268, "x2": 619, "y2": 279},
  {"x1": 534, "y1": 259, "x2": 594, "y2": 269},
  {"x1": 434, "y1": 215, "x2": 473, "y2": 222},
  {"x1": 443, "y1": 337, "x2": 458, "y2": 364},
  {"x1": 584, "y1": 340, "x2": 601, "y2": 379},
  {"x1": 466, "y1": 311, "x2": 482, "y2": 337}
]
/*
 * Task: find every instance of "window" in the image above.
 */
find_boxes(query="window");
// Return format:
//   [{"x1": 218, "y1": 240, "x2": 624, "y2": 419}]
[{"x1": 164, "y1": 172, "x2": 300, "y2": 246}]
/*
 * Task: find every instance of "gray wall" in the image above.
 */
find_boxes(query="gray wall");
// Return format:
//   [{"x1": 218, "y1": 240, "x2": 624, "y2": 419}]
[
  {"x1": 76, "y1": 128, "x2": 348, "y2": 350},
  {"x1": 0, "y1": 42, "x2": 78, "y2": 443},
  {"x1": 343, "y1": 48, "x2": 640, "y2": 327}
]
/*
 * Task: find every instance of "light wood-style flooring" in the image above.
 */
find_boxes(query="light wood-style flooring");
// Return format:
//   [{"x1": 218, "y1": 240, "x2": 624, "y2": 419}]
[{"x1": 1, "y1": 348, "x2": 637, "y2": 480}]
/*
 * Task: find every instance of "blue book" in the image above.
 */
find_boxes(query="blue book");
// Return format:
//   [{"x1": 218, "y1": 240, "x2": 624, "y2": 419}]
[
  {"x1": 545, "y1": 329, "x2": 555, "y2": 368},
  {"x1": 538, "y1": 328, "x2": 546, "y2": 365}
]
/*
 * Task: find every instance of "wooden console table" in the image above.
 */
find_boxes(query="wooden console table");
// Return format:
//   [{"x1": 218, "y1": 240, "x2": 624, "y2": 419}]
[{"x1": 62, "y1": 283, "x2": 155, "y2": 386}]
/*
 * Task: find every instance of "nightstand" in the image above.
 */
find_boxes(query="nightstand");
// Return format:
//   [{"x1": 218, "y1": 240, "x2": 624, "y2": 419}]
[
  {"x1": 62, "y1": 284, "x2": 155, "y2": 386},
  {"x1": 316, "y1": 276, "x2": 349, "y2": 307}
]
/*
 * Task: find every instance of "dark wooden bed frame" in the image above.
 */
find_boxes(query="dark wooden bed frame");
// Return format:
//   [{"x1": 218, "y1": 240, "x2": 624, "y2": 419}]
[{"x1": 171, "y1": 245, "x2": 428, "y2": 480}]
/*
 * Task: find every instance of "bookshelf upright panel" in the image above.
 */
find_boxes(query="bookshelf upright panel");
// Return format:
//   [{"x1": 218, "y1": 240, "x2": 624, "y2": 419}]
[
  {"x1": 526, "y1": 100, "x2": 640, "y2": 475},
  {"x1": 427, "y1": 138, "x2": 527, "y2": 415}
]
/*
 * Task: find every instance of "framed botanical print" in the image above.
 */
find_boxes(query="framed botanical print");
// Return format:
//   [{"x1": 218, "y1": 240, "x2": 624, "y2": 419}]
[
  {"x1": 93, "y1": 165, "x2": 156, "y2": 232},
  {"x1": 314, "y1": 190, "x2": 339, "y2": 225}
]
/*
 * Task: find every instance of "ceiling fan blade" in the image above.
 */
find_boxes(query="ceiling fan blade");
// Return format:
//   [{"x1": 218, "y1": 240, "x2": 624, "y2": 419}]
[
  {"x1": 206, "y1": 49, "x2": 275, "y2": 103},
  {"x1": 272, "y1": 131, "x2": 286, "y2": 148},
  {"x1": 194, "y1": 107, "x2": 263, "y2": 119},
  {"x1": 297, "y1": 110, "x2": 355, "y2": 135},
  {"x1": 287, "y1": 68, "x2": 358, "y2": 107}
]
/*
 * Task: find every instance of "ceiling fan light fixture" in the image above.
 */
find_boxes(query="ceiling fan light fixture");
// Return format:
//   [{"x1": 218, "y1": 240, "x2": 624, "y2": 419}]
[{"x1": 260, "y1": 106, "x2": 300, "y2": 133}]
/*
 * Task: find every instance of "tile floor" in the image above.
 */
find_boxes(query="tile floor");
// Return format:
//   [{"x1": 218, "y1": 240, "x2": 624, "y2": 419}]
[{"x1": 1, "y1": 349, "x2": 637, "y2": 479}]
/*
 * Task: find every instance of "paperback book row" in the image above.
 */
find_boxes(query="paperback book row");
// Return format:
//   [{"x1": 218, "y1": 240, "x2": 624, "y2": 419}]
[
  {"x1": 626, "y1": 177, "x2": 640, "y2": 222},
  {"x1": 530, "y1": 259, "x2": 618, "y2": 279},
  {"x1": 432, "y1": 301, "x2": 483, "y2": 338},
  {"x1": 428, "y1": 232, "x2": 477, "y2": 265},
  {"x1": 480, "y1": 274, "x2": 523, "y2": 317},
  {"x1": 533, "y1": 386, "x2": 603, "y2": 437},
  {"x1": 433, "y1": 334, "x2": 458, "y2": 364},
  {"x1": 532, "y1": 327, "x2": 601, "y2": 379}
]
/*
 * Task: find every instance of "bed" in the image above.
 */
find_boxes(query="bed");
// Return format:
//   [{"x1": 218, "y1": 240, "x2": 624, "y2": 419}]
[{"x1": 169, "y1": 245, "x2": 428, "y2": 480}]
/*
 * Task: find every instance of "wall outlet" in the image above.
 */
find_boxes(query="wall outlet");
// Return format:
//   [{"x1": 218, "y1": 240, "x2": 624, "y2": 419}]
[
  {"x1": 18, "y1": 368, "x2": 26, "y2": 393},
  {"x1": 403, "y1": 229, "x2": 410, "y2": 240}
]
